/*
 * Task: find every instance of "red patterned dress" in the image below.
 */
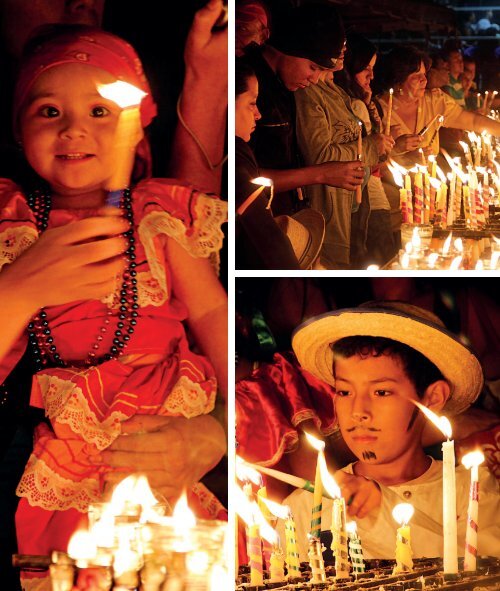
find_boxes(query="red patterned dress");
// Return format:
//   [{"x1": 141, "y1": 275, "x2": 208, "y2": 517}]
[{"x1": 0, "y1": 177, "x2": 227, "y2": 558}]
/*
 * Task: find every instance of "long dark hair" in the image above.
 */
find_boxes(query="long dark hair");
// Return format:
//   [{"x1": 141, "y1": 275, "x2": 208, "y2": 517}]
[
  {"x1": 375, "y1": 45, "x2": 431, "y2": 94},
  {"x1": 236, "y1": 57, "x2": 256, "y2": 97},
  {"x1": 336, "y1": 32, "x2": 377, "y2": 102}
]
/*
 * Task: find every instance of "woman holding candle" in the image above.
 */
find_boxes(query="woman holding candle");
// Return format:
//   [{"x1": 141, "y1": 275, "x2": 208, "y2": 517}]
[
  {"x1": 295, "y1": 29, "x2": 394, "y2": 269},
  {"x1": 279, "y1": 301, "x2": 500, "y2": 562},
  {"x1": 335, "y1": 33, "x2": 397, "y2": 267},
  {"x1": 378, "y1": 44, "x2": 500, "y2": 239},
  {"x1": 0, "y1": 24, "x2": 228, "y2": 588}
]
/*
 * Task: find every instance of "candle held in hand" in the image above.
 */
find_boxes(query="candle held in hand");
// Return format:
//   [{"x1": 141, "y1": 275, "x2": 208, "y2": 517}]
[
  {"x1": 98, "y1": 81, "x2": 147, "y2": 198},
  {"x1": 356, "y1": 120, "x2": 363, "y2": 204}
]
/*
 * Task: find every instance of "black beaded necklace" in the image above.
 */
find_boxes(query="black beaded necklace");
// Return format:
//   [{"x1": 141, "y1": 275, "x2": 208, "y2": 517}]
[{"x1": 26, "y1": 188, "x2": 139, "y2": 371}]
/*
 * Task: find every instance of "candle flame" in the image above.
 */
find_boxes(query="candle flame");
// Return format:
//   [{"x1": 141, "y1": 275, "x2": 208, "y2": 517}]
[
  {"x1": 251, "y1": 176, "x2": 273, "y2": 187},
  {"x1": 450, "y1": 255, "x2": 462, "y2": 270},
  {"x1": 392, "y1": 503, "x2": 414, "y2": 526},
  {"x1": 442, "y1": 232, "x2": 452, "y2": 255},
  {"x1": 366, "y1": 264, "x2": 380, "y2": 271},
  {"x1": 304, "y1": 432, "x2": 325, "y2": 452},
  {"x1": 429, "y1": 177, "x2": 441, "y2": 191},
  {"x1": 346, "y1": 521, "x2": 357, "y2": 535},
  {"x1": 173, "y1": 492, "x2": 196, "y2": 529},
  {"x1": 98, "y1": 80, "x2": 146, "y2": 108},
  {"x1": 236, "y1": 456, "x2": 263, "y2": 486},
  {"x1": 390, "y1": 88, "x2": 394, "y2": 95},
  {"x1": 491, "y1": 251, "x2": 500, "y2": 269},
  {"x1": 435, "y1": 164, "x2": 447, "y2": 184},
  {"x1": 411, "y1": 400, "x2": 452, "y2": 439},
  {"x1": 318, "y1": 451, "x2": 341, "y2": 498},
  {"x1": 461, "y1": 450, "x2": 485, "y2": 469},
  {"x1": 428, "y1": 252, "x2": 439, "y2": 268},
  {"x1": 109, "y1": 474, "x2": 162, "y2": 519},
  {"x1": 411, "y1": 226, "x2": 421, "y2": 248},
  {"x1": 67, "y1": 530, "x2": 97, "y2": 566},
  {"x1": 258, "y1": 497, "x2": 292, "y2": 520},
  {"x1": 389, "y1": 163, "x2": 404, "y2": 188},
  {"x1": 454, "y1": 238, "x2": 463, "y2": 252},
  {"x1": 401, "y1": 252, "x2": 410, "y2": 269},
  {"x1": 475, "y1": 259, "x2": 484, "y2": 271},
  {"x1": 234, "y1": 486, "x2": 278, "y2": 545}
]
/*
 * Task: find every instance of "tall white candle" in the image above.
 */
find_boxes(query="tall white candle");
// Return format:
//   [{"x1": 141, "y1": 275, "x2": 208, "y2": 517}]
[
  {"x1": 442, "y1": 437, "x2": 458, "y2": 575},
  {"x1": 462, "y1": 451, "x2": 485, "y2": 572}
]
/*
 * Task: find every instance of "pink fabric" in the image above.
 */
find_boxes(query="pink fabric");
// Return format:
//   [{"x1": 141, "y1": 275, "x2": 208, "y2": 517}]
[{"x1": 14, "y1": 25, "x2": 157, "y2": 130}]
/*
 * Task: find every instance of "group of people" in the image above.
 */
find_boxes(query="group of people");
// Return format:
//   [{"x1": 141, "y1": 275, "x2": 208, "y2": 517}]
[
  {"x1": 0, "y1": 1, "x2": 228, "y2": 589},
  {"x1": 235, "y1": 0, "x2": 500, "y2": 270},
  {"x1": 235, "y1": 279, "x2": 500, "y2": 562}
]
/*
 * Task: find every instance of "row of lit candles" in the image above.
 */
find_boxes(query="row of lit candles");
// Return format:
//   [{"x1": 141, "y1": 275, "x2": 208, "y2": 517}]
[
  {"x1": 18, "y1": 475, "x2": 228, "y2": 591},
  {"x1": 236, "y1": 402, "x2": 487, "y2": 585}
]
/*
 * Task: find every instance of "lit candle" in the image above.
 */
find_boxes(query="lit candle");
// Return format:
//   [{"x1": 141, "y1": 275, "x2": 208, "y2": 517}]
[
  {"x1": 248, "y1": 522, "x2": 264, "y2": 585},
  {"x1": 412, "y1": 402, "x2": 458, "y2": 577},
  {"x1": 98, "y1": 81, "x2": 147, "y2": 205},
  {"x1": 257, "y1": 496, "x2": 299, "y2": 581},
  {"x1": 305, "y1": 433, "x2": 325, "y2": 539},
  {"x1": 346, "y1": 522, "x2": 365, "y2": 577},
  {"x1": 269, "y1": 542, "x2": 286, "y2": 582},
  {"x1": 392, "y1": 503, "x2": 414, "y2": 574},
  {"x1": 385, "y1": 88, "x2": 394, "y2": 135},
  {"x1": 405, "y1": 171, "x2": 414, "y2": 223},
  {"x1": 413, "y1": 170, "x2": 423, "y2": 224},
  {"x1": 462, "y1": 451, "x2": 485, "y2": 572},
  {"x1": 356, "y1": 120, "x2": 363, "y2": 204},
  {"x1": 317, "y1": 446, "x2": 350, "y2": 580},
  {"x1": 308, "y1": 536, "x2": 326, "y2": 583}
]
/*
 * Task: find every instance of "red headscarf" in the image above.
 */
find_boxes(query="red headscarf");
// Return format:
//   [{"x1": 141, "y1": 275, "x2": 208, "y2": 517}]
[{"x1": 13, "y1": 25, "x2": 157, "y2": 180}]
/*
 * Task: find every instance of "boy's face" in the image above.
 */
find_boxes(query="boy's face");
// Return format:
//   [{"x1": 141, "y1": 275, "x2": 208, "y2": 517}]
[
  {"x1": 333, "y1": 353, "x2": 424, "y2": 465},
  {"x1": 20, "y1": 63, "x2": 137, "y2": 200},
  {"x1": 278, "y1": 55, "x2": 333, "y2": 91}
]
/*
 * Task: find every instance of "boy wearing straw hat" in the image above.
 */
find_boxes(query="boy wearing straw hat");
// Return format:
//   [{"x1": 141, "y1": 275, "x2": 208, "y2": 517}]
[{"x1": 281, "y1": 302, "x2": 500, "y2": 560}]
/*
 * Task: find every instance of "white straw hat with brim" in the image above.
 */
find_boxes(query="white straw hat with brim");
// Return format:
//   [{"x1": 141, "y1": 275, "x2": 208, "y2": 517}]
[
  {"x1": 275, "y1": 209, "x2": 325, "y2": 270},
  {"x1": 292, "y1": 301, "x2": 484, "y2": 416}
]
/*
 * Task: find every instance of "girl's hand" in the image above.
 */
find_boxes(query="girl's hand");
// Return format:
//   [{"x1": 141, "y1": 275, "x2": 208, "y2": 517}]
[
  {"x1": 373, "y1": 133, "x2": 395, "y2": 156},
  {"x1": 334, "y1": 470, "x2": 382, "y2": 518},
  {"x1": 97, "y1": 415, "x2": 227, "y2": 502},
  {"x1": 1, "y1": 215, "x2": 130, "y2": 311},
  {"x1": 394, "y1": 134, "x2": 423, "y2": 153}
]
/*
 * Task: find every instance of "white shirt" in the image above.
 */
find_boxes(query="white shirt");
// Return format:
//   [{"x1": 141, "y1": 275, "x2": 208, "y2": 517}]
[{"x1": 279, "y1": 458, "x2": 500, "y2": 560}]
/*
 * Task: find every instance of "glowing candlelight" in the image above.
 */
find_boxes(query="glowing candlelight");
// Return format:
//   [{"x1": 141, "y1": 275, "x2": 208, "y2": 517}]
[
  {"x1": 428, "y1": 252, "x2": 439, "y2": 268},
  {"x1": 234, "y1": 485, "x2": 264, "y2": 586},
  {"x1": 462, "y1": 451, "x2": 485, "y2": 572},
  {"x1": 346, "y1": 521, "x2": 365, "y2": 576},
  {"x1": 305, "y1": 433, "x2": 326, "y2": 539},
  {"x1": 318, "y1": 452, "x2": 349, "y2": 580},
  {"x1": 98, "y1": 81, "x2": 147, "y2": 203},
  {"x1": 68, "y1": 530, "x2": 98, "y2": 568},
  {"x1": 412, "y1": 402, "x2": 458, "y2": 576},
  {"x1": 392, "y1": 503, "x2": 414, "y2": 574},
  {"x1": 258, "y1": 498, "x2": 300, "y2": 579},
  {"x1": 251, "y1": 176, "x2": 275, "y2": 211},
  {"x1": 442, "y1": 232, "x2": 452, "y2": 255},
  {"x1": 385, "y1": 88, "x2": 394, "y2": 134}
]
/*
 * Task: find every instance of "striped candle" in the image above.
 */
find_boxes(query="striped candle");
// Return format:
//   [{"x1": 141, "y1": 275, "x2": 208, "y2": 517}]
[
  {"x1": 347, "y1": 522, "x2": 365, "y2": 577},
  {"x1": 248, "y1": 524, "x2": 264, "y2": 586},
  {"x1": 284, "y1": 515, "x2": 301, "y2": 578},
  {"x1": 463, "y1": 451, "x2": 485, "y2": 572},
  {"x1": 331, "y1": 497, "x2": 350, "y2": 579},
  {"x1": 413, "y1": 172, "x2": 423, "y2": 224},
  {"x1": 305, "y1": 434, "x2": 325, "y2": 539},
  {"x1": 308, "y1": 536, "x2": 326, "y2": 583}
]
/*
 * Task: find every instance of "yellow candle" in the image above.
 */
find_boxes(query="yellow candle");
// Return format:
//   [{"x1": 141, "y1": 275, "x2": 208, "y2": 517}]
[
  {"x1": 248, "y1": 524, "x2": 264, "y2": 586},
  {"x1": 443, "y1": 437, "x2": 458, "y2": 576},
  {"x1": 356, "y1": 121, "x2": 363, "y2": 204},
  {"x1": 308, "y1": 536, "x2": 326, "y2": 583},
  {"x1": 284, "y1": 516, "x2": 301, "y2": 578},
  {"x1": 269, "y1": 545, "x2": 285, "y2": 582},
  {"x1": 392, "y1": 503, "x2": 414, "y2": 574}
]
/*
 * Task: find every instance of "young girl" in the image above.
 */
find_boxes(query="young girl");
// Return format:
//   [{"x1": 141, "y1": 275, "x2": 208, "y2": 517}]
[{"x1": 0, "y1": 23, "x2": 228, "y2": 568}]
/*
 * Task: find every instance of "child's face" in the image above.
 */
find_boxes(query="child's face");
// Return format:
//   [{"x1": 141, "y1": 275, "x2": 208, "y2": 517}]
[
  {"x1": 20, "y1": 63, "x2": 123, "y2": 198},
  {"x1": 333, "y1": 353, "x2": 424, "y2": 465}
]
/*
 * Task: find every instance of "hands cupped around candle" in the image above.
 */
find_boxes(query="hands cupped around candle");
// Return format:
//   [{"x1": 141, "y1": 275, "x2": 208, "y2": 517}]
[{"x1": 334, "y1": 471, "x2": 382, "y2": 519}]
